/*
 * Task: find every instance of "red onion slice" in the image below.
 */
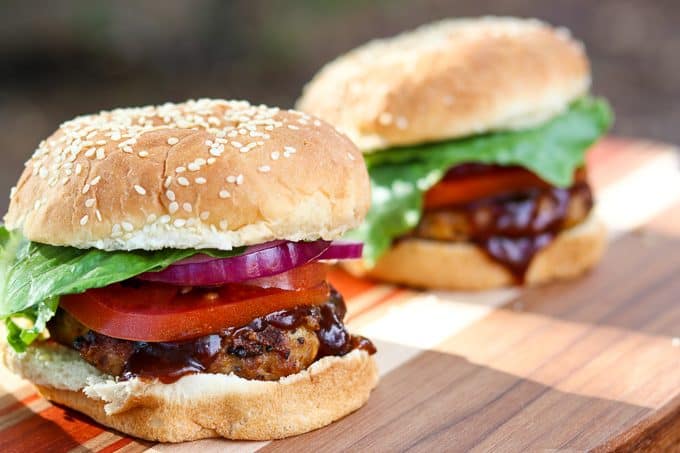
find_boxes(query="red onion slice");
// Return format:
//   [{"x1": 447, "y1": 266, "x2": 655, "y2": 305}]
[
  {"x1": 138, "y1": 240, "x2": 330, "y2": 286},
  {"x1": 317, "y1": 241, "x2": 363, "y2": 260},
  {"x1": 172, "y1": 240, "x2": 287, "y2": 266}
]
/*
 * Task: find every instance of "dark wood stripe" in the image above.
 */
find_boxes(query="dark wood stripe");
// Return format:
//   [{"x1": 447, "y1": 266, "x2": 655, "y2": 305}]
[
  {"x1": 0, "y1": 405, "x2": 104, "y2": 453},
  {"x1": 261, "y1": 202, "x2": 680, "y2": 451}
]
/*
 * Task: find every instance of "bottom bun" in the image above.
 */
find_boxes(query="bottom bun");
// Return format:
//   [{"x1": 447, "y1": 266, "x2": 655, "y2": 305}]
[
  {"x1": 1, "y1": 340, "x2": 378, "y2": 442},
  {"x1": 344, "y1": 213, "x2": 606, "y2": 290}
]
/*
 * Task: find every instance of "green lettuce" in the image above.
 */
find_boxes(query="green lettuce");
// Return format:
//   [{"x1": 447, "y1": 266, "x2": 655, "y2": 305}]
[
  {"x1": 0, "y1": 227, "x2": 244, "y2": 351},
  {"x1": 347, "y1": 97, "x2": 613, "y2": 264}
]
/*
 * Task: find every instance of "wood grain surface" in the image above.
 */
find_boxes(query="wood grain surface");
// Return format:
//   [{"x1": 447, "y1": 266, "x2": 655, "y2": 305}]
[{"x1": 0, "y1": 138, "x2": 678, "y2": 453}]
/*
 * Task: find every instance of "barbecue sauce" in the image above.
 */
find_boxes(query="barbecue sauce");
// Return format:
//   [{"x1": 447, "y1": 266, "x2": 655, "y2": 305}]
[
  {"x1": 463, "y1": 183, "x2": 590, "y2": 280},
  {"x1": 419, "y1": 165, "x2": 593, "y2": 281},
  {"x1": 118, "y1": 287, "x2": 374, "y2": 383}
]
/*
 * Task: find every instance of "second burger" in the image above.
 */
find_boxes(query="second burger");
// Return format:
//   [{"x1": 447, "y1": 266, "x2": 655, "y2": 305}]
[{"x1": 297, "y1": 17, "x2": 613, "y2": 290}]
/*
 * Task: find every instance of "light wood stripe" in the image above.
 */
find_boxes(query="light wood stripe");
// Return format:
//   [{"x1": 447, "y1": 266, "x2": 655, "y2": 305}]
[
  {"x1": 596, "y1": 147, "x2": 680, "y2": 236},
  {"x1": 69, "y1": 432, "x2": 125, "y2": 453},
  {"x1": 112, "y1": 440, "x2": 155, "y2": 453},
  {"x1": 0, "y1": 397, "x2": 51, "y2": 430}
]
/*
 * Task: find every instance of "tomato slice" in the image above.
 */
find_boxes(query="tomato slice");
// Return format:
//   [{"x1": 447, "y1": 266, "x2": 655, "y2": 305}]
[
  {"x1": 244, "y1": 262, "x2": 327, "y2": 290},
  {"x1": 424, "y1": 167, "x2": 587, "y2": 209},
  {"x1": 59, "y1": 264, "x2": 330, "y2": 342}
]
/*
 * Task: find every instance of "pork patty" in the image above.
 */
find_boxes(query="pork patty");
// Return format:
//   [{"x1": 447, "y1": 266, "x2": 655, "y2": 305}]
[{"x1": 48, "y1": 286, "x2": 373, "y2": 382}]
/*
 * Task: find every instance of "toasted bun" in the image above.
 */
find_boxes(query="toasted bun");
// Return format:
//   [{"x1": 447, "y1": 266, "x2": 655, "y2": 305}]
[
  {"x1": 1, "y1": 340, "x2": 378, "y2": 442},
  {"x1": 4, "y1": 99, "x2": 369, "y2": 250},
  {"x1": 297, "y1": 17, "x2": 590, "y2": 151},
  {"x1": 344, "y1": 214, "x2": 606, "y2": 290}
]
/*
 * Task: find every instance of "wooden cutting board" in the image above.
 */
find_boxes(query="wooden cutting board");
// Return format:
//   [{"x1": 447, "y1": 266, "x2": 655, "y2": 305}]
[{"x1": 0, "y1": 138, "x2": 679, "y2": 453}]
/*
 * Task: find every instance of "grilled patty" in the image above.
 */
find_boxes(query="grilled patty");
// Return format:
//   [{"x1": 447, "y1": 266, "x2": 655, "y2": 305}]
[
  {"x1": 48, "y1": 286, "x2": 370, "y2": 382},
  {"x1": 414, "y1": 183, "x2": 593, "y2": 242}
]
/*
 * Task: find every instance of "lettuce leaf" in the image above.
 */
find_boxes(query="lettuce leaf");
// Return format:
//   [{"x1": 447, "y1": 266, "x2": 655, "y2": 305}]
[
  {"x1": 0, "y1": 227, "x2": 244, "y2": 351},
  {"x1": 348, "y1": 97, "x2": 613, "y2": 264}
]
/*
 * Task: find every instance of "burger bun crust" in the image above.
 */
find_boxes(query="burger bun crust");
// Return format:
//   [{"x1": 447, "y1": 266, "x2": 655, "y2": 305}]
[
  {"x1": 1, "y1": 340, "x2": 378, "y2": 442},
  {"x1": 344, "y1": 214, "x2": 606, "y2": 290}
]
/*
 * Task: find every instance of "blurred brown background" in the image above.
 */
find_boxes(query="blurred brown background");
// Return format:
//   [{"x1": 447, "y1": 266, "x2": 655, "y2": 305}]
[{"x1": 1, "y1": 0, "x2": 678, "y2": 214}]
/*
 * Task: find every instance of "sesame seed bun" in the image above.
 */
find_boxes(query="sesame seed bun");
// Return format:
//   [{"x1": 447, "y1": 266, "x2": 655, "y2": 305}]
[
  {"x1": 296, "y1": 17, "x2": 590, "y2": 151},
  {"x1": 1, "y1": 339, "x2": 378, "y2": 442},
  {"x1": 343, "y1": 213, "x2": 606, "y2": 290},
  {"x1": 4, "y1": 99, "x2": 369, "y2": 250}
]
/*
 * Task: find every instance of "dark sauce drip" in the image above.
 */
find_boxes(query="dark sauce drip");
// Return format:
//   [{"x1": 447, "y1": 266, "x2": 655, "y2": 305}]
[
  {"x1": 123, "y1": 335, "x2": 222, "y2": 383},
  {"x1": 120, "y1": 287, "x2": 374, "y2": 383},
  {"x1": 464, "y1": 183, "x2": 593, "y2": 280}
]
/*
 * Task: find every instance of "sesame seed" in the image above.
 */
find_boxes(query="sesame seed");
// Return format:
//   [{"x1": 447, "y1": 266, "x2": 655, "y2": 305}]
[
  {"x1": 95, "y1": 209, "x2": 102, "y2": 221},
  {"x1": 176, "y1": 166, "x2": 186, "y2": 173},
  {"x1": 200, "y1": 211, "x2": 210, "y2": 220},
  {"x1": 396, "y1": 116, "x2": 408, "y2": 129},
  {"x1": 96, "y1": 140, "x2": 107, "y2": 145},
  {"x1": 210, "y1": 148, "x2": 222, "y2": 157},
  {"x1": 96, "y1": 148, "x2": 106, "y2": 160},
  {"x1": 85, "y1": 198, "x2": 96, "y2": 208},
  {"x1": 195, "y1": 177, "x2": 207, "y2": 184},
  {"x1": 160, "y1": 215, "x2": 171, "y2": 224},
  {"x1": 207, "y1": 157, "x2": 216, "y2": 165},
  {"x1": 112, "y1": 223, "x2": 122, "y2": 235},
  {"x1": 84, "y1": 148, "x2": 96, "y2": 158},
  {"x1": 231, "y1": 141, "x2": 243, "y2": 148},
  {"x1": 226, "y1": 175, "x2": 236, "y2": 183},
  {"x1": 284, "y1": 146, "x2": 296, "y2": 153},
  {"x1": 270, "y1": 151, "x2": 280, "y2": 160},
  {"x1": 347, "y1": 152, "x2": 356, "y2": 161},
  {"x1": 75, "y1": 163, "x2": 83, "y2": 175},
  {"x1": 134, "y1": 185, "x2": 146, "y2": 195},
  {"x1": 378, "y1": 112, "x2": 393, "y2": 125},
  {"x1": 258, "y1": 165, "x2": 271, "y2": 173},
  {"x1": 90, "y1": 176, "x2": 101, "y2": 185},
  {"x1": 147, "y1": 214, "x2": 157, "y2": 223},
  {"x1": 219, "y1": 220, "x2": 229, "y2": 230},
  {"x1": 122, "y1": 145, "x2": 133, "y2": 153},
  {"x1": 173, "y1": 218, "x2": 186, "y2": 227},
  {"x1": 287, "y1": 125, "x2": 300, "y2": 130},
  {"x1": 177, "y1": 176, "x2": 190, "y2": 186},
  {"x1": 80, "y1": 215, "x2": 89, "y2": 225},
  {"x1": 182, "y1": 202, "x2": 192, "y2": 212},
  {"x1": 166, "y1": 190, "x2": 176, "y2": 201},
  {"x1": 169, "y1": 202, "x2": 179, "y2": 214},
  {"x1": 313, "y1": 120, "x2": 321, "y2": 126},
  {"x1": 236, "y1": 174, "x2": 244, "y2": 185},
  {"x1": 167, "y1": 137, "x2": 180, "y2": 145},
  {"x1": 82, "y1": 184, "x2": 91, "y2": 194},
  {"x1": 38, "y1": 167, "x2": 48, "y2": 178},
  {"x1": 138, "y1": 150, "x2": 149, "y2": 157},
  {"x1": 188, "y1": 163, "x2": 200, "y2": 171},
  {"x1": 122, "y1": 222, "x2": 134, "y2": 232},
  {"x1": 219, "y1": 189, "x2": 230, "y2": 199},
  {"x1": 164, "y1": 176, "x2": 173, "y2": 188}
]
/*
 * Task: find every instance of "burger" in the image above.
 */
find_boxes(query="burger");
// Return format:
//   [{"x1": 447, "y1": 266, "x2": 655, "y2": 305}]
[
  {"x1": 0, "y1": 99, "x2": 378, "y2": 441},
  {"x1": 297, "y1": 17, "x2": 613, "y2": 290}
]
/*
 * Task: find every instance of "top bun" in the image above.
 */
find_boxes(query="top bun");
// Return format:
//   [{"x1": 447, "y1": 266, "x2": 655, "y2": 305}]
[
  {"x1": 297, "y1": 17, "x2": 590, "y2": 151},
  {"x1": 5, "y1": 99, "x2": 370, "y2": 250}
]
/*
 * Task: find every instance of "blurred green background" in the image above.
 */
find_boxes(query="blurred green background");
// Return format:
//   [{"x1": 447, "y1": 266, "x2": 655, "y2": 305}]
[{"x1": 1, "y1": 0, "x2": 678, "y2": 213}]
